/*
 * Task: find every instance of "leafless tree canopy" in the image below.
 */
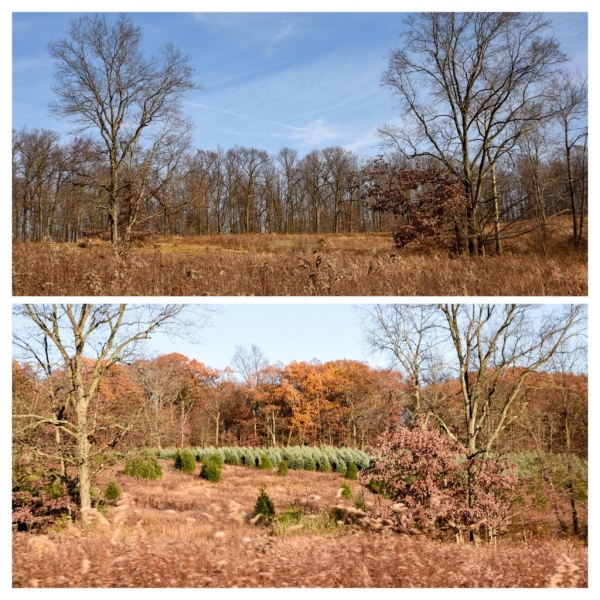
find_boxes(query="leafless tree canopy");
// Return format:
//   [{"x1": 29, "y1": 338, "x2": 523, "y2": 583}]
[
  {"x1": 48, "y1": 14, "x2": 199, "y2": 245},
  {"x1": 379, "y1": 13, "x2": 569, "y2": 255},
  {"x1": 361, "y1": 303, "x2": 587, "y2": 455},
  {"x1": 12, "y1": 304, "x2": 209, "y2": 516}
]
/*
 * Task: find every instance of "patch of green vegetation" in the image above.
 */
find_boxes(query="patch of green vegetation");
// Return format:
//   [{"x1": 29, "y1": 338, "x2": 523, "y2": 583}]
[
  {"x1": 253, "y1": 486, "x2": 276, "y2": 522},
  {"x1": 174, "y1": 449, "x2": 196, "y2": 474},
  {"x1": 345, "y1": 460, "x2": 358, "y2": 480},
  {"x1": 259, "y1": 453, "x2": 274, "y2": 470},
  {"x1": 200, "y1": 454, "x2": 223, "y2": 482},
  {"x1": 340, "y1": 482, "x2": 353, "y2": 500},
  {"x1": 105, "y1": 479, "x2": 121, "y2": 501},
  {"x1": 273, "y1": 505, "x2": 340, "y2": 537},
  {"x1": 124, "y1": 451, "x2": 163, "y2": 480}
]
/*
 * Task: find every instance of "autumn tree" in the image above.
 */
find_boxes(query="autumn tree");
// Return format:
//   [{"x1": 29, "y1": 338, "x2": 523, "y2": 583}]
[
  {"x1": 48, "y1": 13, "x2": 199, "y2": 245},
  {"x1": 12, "y1": 304, "x2": 206, "y2": 519},
  {"x1": 365, "y1": 158, "x2": 468, "y2": 252},
  {"x1": 361, "y1": 418, "x2": 517, "y2": 540},
  {"x1": 379, "y1": 13, "x2": 567, "y2": 255}
]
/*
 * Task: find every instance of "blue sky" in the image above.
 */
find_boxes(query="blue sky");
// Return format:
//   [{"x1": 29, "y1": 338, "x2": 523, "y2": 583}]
[
  {"x1": 150, "y1": 303, "x2": 381, "y2": 371},
  {"x1": 12, "y1": 10, "x2": 588, "y2": 158}
]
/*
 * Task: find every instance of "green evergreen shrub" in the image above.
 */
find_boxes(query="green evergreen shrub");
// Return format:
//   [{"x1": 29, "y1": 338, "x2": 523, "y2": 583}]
[
  {"x1": 200, "y1": 454, "x2": 222, "y2": 482},
  {"x1": 304, "y1": 457, "x2": 317, "y2": 471},
  {"x1": 174, "y1": 449, "x2": 196, "y2": 474},
  {"x1": 259, "y1": 453, "x2": 274, "y2": 470},
  {"x1": 317, "y1": 454, "x2": 332, "y2": 472},
  {"x1": 278, "y1": 460, "x2": 289, "y2": 476},
  {"x1": 335, "y1": 459, "x2": 347, "y2": 474},
  {"x1": 124, "y1": 451, "x2": 163, "y2": 480},
  {"x1": 340, "y1": 482, "x2": 353, "y2": 499},
  {"x1": 105, "y1": 479, "x2": 121, "y2": 501},
  {"x1": 214, "y1": 450, "x2": 225, "y2": 466},
  {"x1": 223, "y1": 447, "x2": 241, "y2": 465},
  {"x1": 345, "y1": 460, "x2": 358, "y2": 480},
  {"x1": 253, "y1": 486, "x2": 276, "y2": 522}
]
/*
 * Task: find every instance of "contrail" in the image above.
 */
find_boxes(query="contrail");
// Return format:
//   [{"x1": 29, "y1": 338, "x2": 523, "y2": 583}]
[{"x1": 184, "y1": 102, "x2": 251, "y2": 120}]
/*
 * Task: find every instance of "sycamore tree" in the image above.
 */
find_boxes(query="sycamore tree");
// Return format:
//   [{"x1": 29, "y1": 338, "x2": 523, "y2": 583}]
[{"x1": 12, "y1": 304, "x2": 210, "y2": 521}]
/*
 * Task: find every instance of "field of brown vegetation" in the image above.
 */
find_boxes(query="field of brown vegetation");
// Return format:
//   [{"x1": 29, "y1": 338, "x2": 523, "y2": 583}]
[
  {"x1": 12, "y1": 461, "x2": 587, "y2": 588},
  {"x1": 12, "y1": 223, "x2": 587, "y2": 296}
]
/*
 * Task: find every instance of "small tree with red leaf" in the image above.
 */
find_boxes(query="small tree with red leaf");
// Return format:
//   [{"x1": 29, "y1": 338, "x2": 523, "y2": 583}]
[
  {"x1": 364, "y1": 158, "x2": 468, "y2": 254},
  {"x1": 360, "y1": 418, "x2": 516, "y2": 542}
]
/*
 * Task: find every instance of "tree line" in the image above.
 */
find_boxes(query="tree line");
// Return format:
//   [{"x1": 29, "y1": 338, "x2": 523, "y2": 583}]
[
  {"x1": 12, "y1": 13, "x2": 587, "y2": 252},
  {"x1": 12, "y1": 131, "x2": 586, "y2": 253}
]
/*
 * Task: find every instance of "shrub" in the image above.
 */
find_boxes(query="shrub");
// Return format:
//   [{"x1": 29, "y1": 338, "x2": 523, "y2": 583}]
[
  {"x1": 317, "y1": 454, "x2": 332, "y2": 472},
  {"x1": 340, "y1": 482, "x2": 353, "y2": 500},
  {"x1": 105, "y1": 480, "x2": 121, "y2": 501},
  {"x1": 200, "y1": 455, "x2": 222, "y2": 482},
  {"x1": 124, "y1": 452, "x2": 163, "y2": 480},
  {"x1": 334, "y1": 458, "x2": 347, "y2": 474},
  {"x1": 174, "y1": 449, "x2": 196, "y2": 474},
  {"x1": 259, "y1": 453, "x2": 274, "y2": 470},
  {"x1": 360, "y1": 418, "x2": 517, "y2": 537},
  {"x1": 223, "y1": 447, "x2": 241, "y2": 465},
  {"x1": 304, "y1": 457, "x2": 317, "y2": 471},
  {"x1": 278, "y1": 460, "x2": 289, "y2": 476},
  {"x1": 345, "y1": 461, "x2": 358, "y2": 480},
  {"x1": 253, "y1": 487, "x2": 275, "y2": 522}
]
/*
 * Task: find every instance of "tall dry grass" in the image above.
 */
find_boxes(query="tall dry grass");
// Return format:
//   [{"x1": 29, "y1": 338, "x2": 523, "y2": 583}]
[
  {"x1": 12, "y1": 463, "x2": 587, "y2": 588},
  {"x1": 12, "y1": 228, "x2": 587, "y2": 296}
]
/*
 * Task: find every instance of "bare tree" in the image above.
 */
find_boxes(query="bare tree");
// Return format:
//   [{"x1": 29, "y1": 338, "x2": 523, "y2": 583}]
[
  {"x1": 231, "y1": 344, "x2": 269, "y2": 388},
  {"x1": 12, "y1": 304, "x2": 208, "y2": 519},
  {"x1": 552, "y1": 71, "x2": 588, "y2": 247},
  {"x1": 379, "y1": 13, "x2": 567, "y2": 255},
  {"x1": 48, "y1": 13, "x2": 199, "y2": 245},
  {"x1": 360, "y1": 303, "x2": 586, "y2": 456}
]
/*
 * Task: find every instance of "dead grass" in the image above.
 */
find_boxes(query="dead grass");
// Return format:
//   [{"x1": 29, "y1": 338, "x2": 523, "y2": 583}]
[
  {"x1": 12, "y1": 462, "x2": 588, "y2": 588},
  {"x1": 12, "y1": 226, "x2": 587, "y2": 296}
]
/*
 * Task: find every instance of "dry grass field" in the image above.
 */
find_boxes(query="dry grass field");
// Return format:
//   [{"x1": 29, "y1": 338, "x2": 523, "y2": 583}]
[
  {"x1": 12, "y1": 461, "x2": 587, "y2": 588},
  {"x1": 12, "y1": 222, "x2": 586, "y2": 296}
]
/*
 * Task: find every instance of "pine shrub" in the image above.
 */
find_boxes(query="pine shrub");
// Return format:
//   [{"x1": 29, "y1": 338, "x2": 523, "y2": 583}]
[
  {"x1": 200, "y1": 454, "x2": 222, "y2": 482},
  {"x1": 304, "y1": 456, "x2": 316, "y2": 471},
  {"x1": 345, "y1": 460, "x2": 358, "y2": 480},
  {"x1": 317, "y1": 454, "x2": 332, "y2": 472},
  {"x1": 335, "y1": 459, "x2": 347, "y2": 474},
  {"x1": 174, "y1": 449, "x2": 196, "y2": 474},
  {"x1": 340, "y1": 482, "x2": 353, "y2": 499},
  {"x1": 105, "y1": 479, "x2": 121, "y2": 501},
  {"x1": 278, "y1": 460, "x2": 289, "y2": 476},
  {"x1": 124, "y1": 452, "x2": 163, "y2": 480},
  {"x1": 223, "y1": 447, "x2": 241, "y2": 465},
  {"x1": 253, "y1": 486, "x2": 275, "y2": 522},
  {"x1": 259, "y1": 453, "x2": 274, "y2": 470}
]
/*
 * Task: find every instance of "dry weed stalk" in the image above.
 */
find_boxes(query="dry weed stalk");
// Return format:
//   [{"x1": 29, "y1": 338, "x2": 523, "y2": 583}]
[
  {"x1": 13, "y1": 229, "x2": 586, "y2": 296},
  {"x1": 12, "y1": 463, "x2": 588, "y2": 588}
]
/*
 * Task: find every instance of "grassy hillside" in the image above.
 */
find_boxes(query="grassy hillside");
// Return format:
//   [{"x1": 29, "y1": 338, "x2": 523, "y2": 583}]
[{"x1": 12, "y1": 460, "x2": 587, "y2": 588}]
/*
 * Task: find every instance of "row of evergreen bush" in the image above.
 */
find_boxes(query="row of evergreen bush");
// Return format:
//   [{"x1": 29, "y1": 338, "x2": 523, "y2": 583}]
[{"x1": 156, "y1": 445, "x2": 372, "y2": 472}]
